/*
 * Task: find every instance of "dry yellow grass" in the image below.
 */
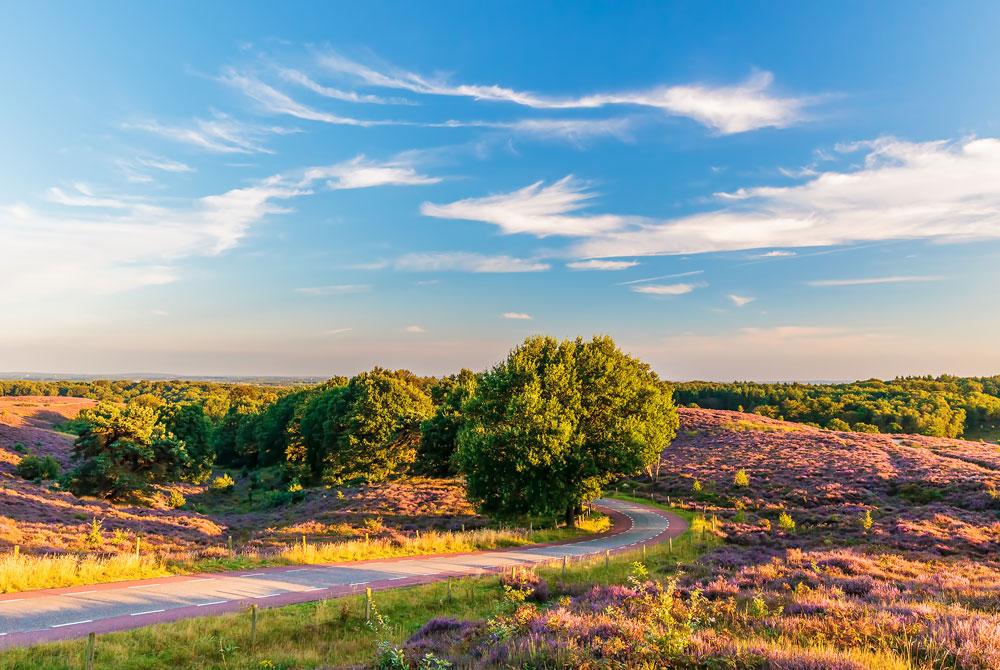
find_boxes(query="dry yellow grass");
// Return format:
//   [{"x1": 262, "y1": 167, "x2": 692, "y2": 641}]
[{"x1": 0, "y1": 516, "x2": 610, "y2": 594}]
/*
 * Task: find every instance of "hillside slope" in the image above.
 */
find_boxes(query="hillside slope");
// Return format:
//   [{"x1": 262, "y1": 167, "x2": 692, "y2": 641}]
[
  {"x1": 639, "y1": 408, "x2": 1000, "y2": 667},
  {"x1": 0, "y1": 398, "x2": 481, "y2": 557}
]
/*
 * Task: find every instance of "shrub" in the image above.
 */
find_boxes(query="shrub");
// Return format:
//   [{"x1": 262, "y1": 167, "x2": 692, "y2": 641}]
[
  {"x1": 84, "y1": 518, "x2": 104, "y2": 549},
  {"x1": 692, "y1": 479, "x2": 703, "y2": 493},
  {"x1": 209, "y1": 473, "x2": 236, "y2": 492},
  {"x1": 777, "y1": 511, "x2": 796, "y2": 532},
  {"x1": 826, "y1": 418, "x2": 851, "y2": 431},
  {"x1": 167, "y1": 489, "x2": 186, "y2": 509},
  {"x1": 861, "y1": 509, "x2": 874, "y2": 532},
  {"x1": 16, "y1": 455, "x2": 61, "y2": 481},
  {"x1": 853, "y1": 422, "x2": 880, "y2": 433},
  {"x1": 734, "y1": 469, "x2": 750, "y2": 488}
]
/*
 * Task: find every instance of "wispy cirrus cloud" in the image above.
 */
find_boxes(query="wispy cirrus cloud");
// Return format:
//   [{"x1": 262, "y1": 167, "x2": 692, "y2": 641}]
[
  {"x1": 574, "y1": 137, "x2": 1000, "y2": 258},
  {"x1": 276, "y1": 67, "x2": 408, "y2": 105},
  {"x1": 404, "y1": 324, "x2": 426, "y2": 333},
  {"x1": 318, "y1": 52, "x2": 814, "y2": 134},
  {"x1": 301, "y1": 155, "x2": 440, "y2": 190},
  {"x1": 394, "y1": 252, "x2": 549, "y2": 273},
  {"x1": 2, "y1": 151, "x2": 444, "y2": 302},
  {"x1": 631, "y1": 282, "x2": 703, "y2": 296},
  {"x1": 220, "y1": 69, "x2": 383, "y2": 127},
  {"x1": 127, "y1": 112, "x2": 295, "y2": 154},
  {"x1": 566, "y1": 259, "x2": 639, "y2": 271},
  {"x1": 421, "y1": 176, "x2": 626, "y2": 237},
  {"x1": 501, "y1": 312, "x2": 533, "y2": 320},
  {"x1": 806, "y1": 275, "x2": 944, "y2": 287}
]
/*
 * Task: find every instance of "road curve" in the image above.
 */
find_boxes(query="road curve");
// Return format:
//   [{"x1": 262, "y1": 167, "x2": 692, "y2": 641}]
[{"x1": 0, "y1": 498, "x2": 685, "y2": 648}]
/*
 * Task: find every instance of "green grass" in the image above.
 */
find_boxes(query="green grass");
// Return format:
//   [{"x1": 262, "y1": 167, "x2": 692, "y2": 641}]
[{"x1": 0, "y1": 506, "x2": 712, "y2": 670}]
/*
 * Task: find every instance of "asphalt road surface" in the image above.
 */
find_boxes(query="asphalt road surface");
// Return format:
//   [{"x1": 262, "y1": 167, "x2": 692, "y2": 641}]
[{"x1": 0, "y1": 497, "x2": 684, "y2": 648}]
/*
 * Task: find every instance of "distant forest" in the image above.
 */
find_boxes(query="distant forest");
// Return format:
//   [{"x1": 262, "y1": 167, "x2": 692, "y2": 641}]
[
  {"x1": 674, "y1": 376, "x2": 1000, "y2": 440},
  {"x1": 3, "y1": 373, "x2": 999, "y2": 442}
]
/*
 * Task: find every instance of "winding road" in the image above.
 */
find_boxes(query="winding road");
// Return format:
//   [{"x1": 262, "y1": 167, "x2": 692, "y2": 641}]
[{"x1": 0, "y1": 498, "x2": 684, "y2": 648}]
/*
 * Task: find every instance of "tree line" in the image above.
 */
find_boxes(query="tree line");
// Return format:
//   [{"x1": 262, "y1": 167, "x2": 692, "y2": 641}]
[
  {"x1": 27, "y1": 337, "x2": 677, "y2": 527},
  {"x1": 674, "y1": 376, "x2": 1000, "y2": 438}
]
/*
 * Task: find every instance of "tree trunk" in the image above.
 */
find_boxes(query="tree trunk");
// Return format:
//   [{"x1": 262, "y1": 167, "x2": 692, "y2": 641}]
[{"x1": 565, "y1": 504, "x2": 578, "y2": 528}]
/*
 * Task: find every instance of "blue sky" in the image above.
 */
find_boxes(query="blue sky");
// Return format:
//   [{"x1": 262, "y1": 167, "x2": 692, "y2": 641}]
[{"x1": 2, "y1": 2, "x2": 999, "y2": 380}]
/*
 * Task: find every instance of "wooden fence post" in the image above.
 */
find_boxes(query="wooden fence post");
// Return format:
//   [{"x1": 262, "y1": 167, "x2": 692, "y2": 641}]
[
  {"x1": 562, "y1": 555, "x2": 567, "y2": 578},
  {"x1": 604, "y1": 549, "x2": 610, "y2": 569},
  {"x1": 227, "y1": 535, "x2": 233, "y2": 557},
  {"x1": 365, "y1": 587, "x2": 373, "y2": 622},
  {"x1": 85, "y1": 632, "x2": 95, "y2": 670},
  {"x1": 250, "y1": 604, "x2": 258, "y2": 649}
]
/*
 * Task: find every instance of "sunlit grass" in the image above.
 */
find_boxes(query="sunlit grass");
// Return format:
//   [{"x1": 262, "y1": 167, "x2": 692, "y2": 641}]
[
  {"x1": 0, "y1": 517, "x2": 610, "y2": 594},
  {"x1": 0, "y1": 509, "x2": 703, "y2": 670}
]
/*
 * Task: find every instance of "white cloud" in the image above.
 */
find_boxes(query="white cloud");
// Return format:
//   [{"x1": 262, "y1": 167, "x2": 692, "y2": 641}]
[
  {"x1": 728, "y1": 294, "x2": 755, "y2": 306},
  {"x1": 127, "y1": 112, "x2": 294, "y2": 154},
  {"x1": 757, "y1": 250, "x2": 796, "y2": 258},
  {"x1": 617, "y1": 270, "x2": 703, "y2": 285},
  {"x1": 631, "y1": 283, "x2": 701, "y2": 296},
  {"x1": 394, "y1": 252, "x2": 549, "y2": 273},
  {"x1": 302, "y1": 155, "x2": 440, "y2": 190},
  {"x1": 421, "y1": 177, "x2": 625, "y2": 237},
  {"x1": 2, "y1": 177, "x2": 306, "y2": 300},
  {"x1": 806, "y1": 275, "x2": 944, "y2": 287},
  {"x1": 501, "y1": 312, "x2": 533, "y2": 320},
  {"x1": 135, "y1": 157, "x2": 193, "y2": 173},
  {"x1": 574, "y1": 137, "x2": 1000, "y2": 258},
  {"x1": 404, "y1": 325, "x2": 426, "y2": 333},
  {"x1": 1, "y1": 154, "x2": 443, "y2": 302},
  {"x1": 323, "y1": 327, "x2": 353, "y2": 335},
  {"x1": 319, "y1": 52, "x2": 812, "y2": 134},
  {"x1": 566, "y1": 259, "x2": 639, "y2": 271},
  {"x1": 220, "y1": 69, "x2": 384, "y2": 126},
  {"x1": 277, "y1": 67, "x2": 407, "y2": 105},
  {"x1": 295, "y1": 284, "x2": 371, "y2": 296}
]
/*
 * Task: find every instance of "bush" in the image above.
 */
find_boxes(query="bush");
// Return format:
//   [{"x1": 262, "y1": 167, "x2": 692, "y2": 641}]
[
  {"x1": 692, "y1": 478, "x2": 703, "y2": 493},
  {"x1": 853, "y1": 422, "x2": 881, "y2": 433},
  {"x1": 16, "y1": 455, "x2": 61, "y2": 481},
  {"x1": 209, "y1": 473, "x2": 236, "y2": 492},
  {"x1": 733, "y1": 469, "x2": 750, "y2": 488},
  {"x1": 167, "y1": 489, "x2": 186, "y2": 509},
  {"x1": 777, "y1": 511, "x2": 796, "y2": 532},
  {"x1": 826, "y1": 418, "x2": 851, "y2": 431}
]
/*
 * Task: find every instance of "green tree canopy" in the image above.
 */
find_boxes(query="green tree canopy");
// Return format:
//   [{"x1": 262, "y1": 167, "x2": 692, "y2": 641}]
[
  {"x1": 67, "y1": 402, "x2": 191, "y2": 498},
  {"x1": 417, "y1": 369, "x2": 478, "y2": 476},
  {"x1": 456, "y1": 335, "x2": 678, "y2": 526},
  {"x1": 299, "y1": 369, "x2": 434, "y2": 483}
]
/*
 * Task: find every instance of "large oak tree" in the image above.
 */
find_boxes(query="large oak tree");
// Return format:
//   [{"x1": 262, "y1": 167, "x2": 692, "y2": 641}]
[{"x1": 456, "y1": 335, "x2": 677, "y2": 526}]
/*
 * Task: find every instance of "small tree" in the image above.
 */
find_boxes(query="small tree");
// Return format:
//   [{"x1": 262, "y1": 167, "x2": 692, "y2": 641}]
[
  {"x1": 456, "y1": 335, "x2": 678, "y2": 527},
  {"x1": 777, "y1": 511, "x2": 796, "y2": 532},
  {"x1": 861, "y1": 509, "x2": 874, "y2": 532},
  {"x1": 733, "y1": 469, "x2": 750, "y2": 488},
  {"x1": 692, "y1": 478, "x2": 703, "y2": 493},
  {"x1": 66, "y1": 402, "x2": 190, "y2": 499}
]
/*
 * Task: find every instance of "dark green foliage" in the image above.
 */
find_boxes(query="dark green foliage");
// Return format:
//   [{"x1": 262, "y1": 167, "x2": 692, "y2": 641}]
[
  {"x1": 417, "y1": 369, "x2": 478, "y2": 476},
  {"x1": 65, "y1": 401, "x2": 210, "y2": 499},
  {"x1": 16, "y1": 455, "x2": 61, "y2": 481},
  {"x1": 299, "y1": 369, "x2": 434, "y2": 484},
  {"x1": 456, "y1": 335, "x2": 678, "y2": 526},
  {"x1": 890, "y1": 481, "x2": 945, "y2": 504},
  {"x1": 159, "y1": 403, "x2": 213, "y2": 482}
]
